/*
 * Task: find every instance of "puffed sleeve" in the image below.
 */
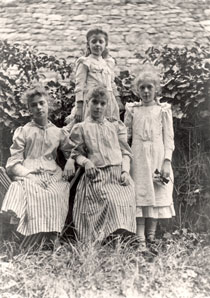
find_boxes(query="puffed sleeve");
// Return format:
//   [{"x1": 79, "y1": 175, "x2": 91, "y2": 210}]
[
  {"x1": 59, "y1": 128, "x2": 73, "y2": 160},
  {"x1": 6, "y1": 126, "x2": 25, "y2": 171},
  {"x1": 69, "y1": 123, "x2": 89, "y2": 166},
  {"x1": 6, "y1": 126, "x2": 26, "y2": 171},
  {"x1": 161, "y1": 103, "x2": 175, "y2": 161},
  {"x1": 124, "y1": 102, "x2": 134, "y2": 143},
  {"x1": 75, "y1": 57, "x2": 89, "y2": 103}
]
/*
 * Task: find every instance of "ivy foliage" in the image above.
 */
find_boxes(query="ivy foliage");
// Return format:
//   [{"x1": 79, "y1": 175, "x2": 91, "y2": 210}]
[
  {"x1": 0, "y1": 40, "x2": 75, "y2": 130},
  {"x1": 142, "y1": 45, "x2": 210, "y2": 121}
]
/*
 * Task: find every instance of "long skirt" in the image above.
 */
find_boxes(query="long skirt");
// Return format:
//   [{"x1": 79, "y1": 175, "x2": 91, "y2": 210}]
[
  {"x1": 73, "y1": 165, "x2": 136, "y2": 242},
  {"x1": 1, "y1": 169, "x2": 70, "y2": 236}
]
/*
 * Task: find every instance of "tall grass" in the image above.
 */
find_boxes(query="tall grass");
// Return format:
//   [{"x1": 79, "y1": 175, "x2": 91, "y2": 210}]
[{"x1": 0, "y1": 236, "x2": 210, "y2": 298}]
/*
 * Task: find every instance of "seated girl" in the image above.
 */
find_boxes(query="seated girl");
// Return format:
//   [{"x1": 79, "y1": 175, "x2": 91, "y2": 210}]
[
  {"x1": 1, "y1": 86, "x2": 75, "y2": 247},
  {"x1": 69, "y1": 85, "x2": 136, "y2": 242}
]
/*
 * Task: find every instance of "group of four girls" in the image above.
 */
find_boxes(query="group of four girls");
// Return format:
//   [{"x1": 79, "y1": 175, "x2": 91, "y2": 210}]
[{"x1": 1, "y1": 28, "x2": 175, "y2": 249}]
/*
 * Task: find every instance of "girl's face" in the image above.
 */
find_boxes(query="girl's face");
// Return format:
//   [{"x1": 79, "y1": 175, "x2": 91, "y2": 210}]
[
  {"x1": 88, "y1": 96, "x2": 107, "y2": 121},
  {"x1": 138, "y1": 79, "x2": 156, "y2": 106},
  {"x1": 88, "y1": 34, "x2": 106, "y2": 57},
  {"x1": 28, "y1": 95, "x2": 48, "y2": 125}
]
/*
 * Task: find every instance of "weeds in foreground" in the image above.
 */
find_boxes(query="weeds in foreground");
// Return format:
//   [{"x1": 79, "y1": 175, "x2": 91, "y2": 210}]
[{"x1": 0, "y1": 234, "x2": 210, "y2": 298}]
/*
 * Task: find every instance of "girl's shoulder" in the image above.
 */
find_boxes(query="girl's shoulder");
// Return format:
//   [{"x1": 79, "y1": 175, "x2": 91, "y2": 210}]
[
  {"x1": 125, "y1": 101, "x2": 142, "y2": 114},
  {"x1": 77, "y1": 55, "x2": 106, "y2": 71},
  {"x1": 107, "y1": 119, "x2": 126, "y2": 133},
  {"x1": 71, "y1": 121, "x2": 86, "y2": 133},
  {"x1": 12, "y1": 121, "x2": 33, "y2": 139},
  {"x1": 17, "y1": 121, "x2": 34, "y2": 132},
  {"x1": 69, "y1": 122, "x2": 85, "y2": 141},
  {"x1": 105, "y1": 56, "x2": 116, "y2": 69},
  {"x1": 76, "y1": 56, "x2": 92, "y2": 69},
  {"x1": 159, "y1": 102, "x2": 172, "y2": 113}
]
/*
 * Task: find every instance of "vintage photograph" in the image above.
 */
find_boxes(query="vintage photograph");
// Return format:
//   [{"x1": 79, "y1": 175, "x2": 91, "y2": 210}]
[{"x1": 0, "y1": 0, "x2": 210, "y2": 297}]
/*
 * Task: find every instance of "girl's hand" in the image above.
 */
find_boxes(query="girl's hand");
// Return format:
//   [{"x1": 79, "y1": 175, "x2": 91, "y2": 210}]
[
  {"x1": 161, "y1": 159, "x2": 171, "y2": 179},
  {"x1": 84, "y1": 160, "x2": 98, "y2": 179},
  {"x1": 63, "y1": 158, "x2": 75, "y2": 180},
  {"x1": 26, "y1": 173, "x2": 48, "y2": 188},
  {"x1": 75, "y1": 103, "x2": 83, "y2": 122},
  {"x1": 13, "y1": 176, "x2": 25, "y2": 182},
  {"x1": 120, "y1": 171, "x2": 131, "y2": 186},
  {"x1": 13, "y1": 169, "x2": 37, "y2": 181}
]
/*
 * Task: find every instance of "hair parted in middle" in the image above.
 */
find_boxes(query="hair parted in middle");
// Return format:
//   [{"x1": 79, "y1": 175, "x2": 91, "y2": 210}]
[
  {"x1": 22, "y1": 84, "x2": 50, "y2": 107},
  {"x1": 134, "y1": 63, "x2": 161, "y2": 94},
  {"x1": 85, "y1": 28, "x2": 109, "y2": 58},
  {"x1": 87, "y1": 84, "x2": 109, "y2": 102}
]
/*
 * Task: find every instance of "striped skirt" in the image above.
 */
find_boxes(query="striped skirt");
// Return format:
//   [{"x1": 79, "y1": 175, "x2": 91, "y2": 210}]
[
  {"x1": 1, "y1": 169, "x2": 70, "y2": 236},
  {"x1": 73, "y1": 166, "x2": 136, "y2": 242}
]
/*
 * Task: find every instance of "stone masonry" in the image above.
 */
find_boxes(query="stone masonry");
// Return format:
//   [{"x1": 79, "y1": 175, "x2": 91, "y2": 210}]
[{"x1": 0, "y1": 0, "x2": 210, "y2": 71}]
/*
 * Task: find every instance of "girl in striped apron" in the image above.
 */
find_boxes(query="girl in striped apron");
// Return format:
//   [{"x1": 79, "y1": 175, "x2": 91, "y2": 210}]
[
  {"x1": 69, "y1": 85, "x2": 136, "y2": 242},
  {"x1": 1, "y1": 86, "x2": 75, "y2": 247}
]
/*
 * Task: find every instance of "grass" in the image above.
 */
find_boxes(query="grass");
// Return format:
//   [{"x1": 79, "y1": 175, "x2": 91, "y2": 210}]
[{"x1": 0, "y1": 233, "x2": 210, "y2": 298}]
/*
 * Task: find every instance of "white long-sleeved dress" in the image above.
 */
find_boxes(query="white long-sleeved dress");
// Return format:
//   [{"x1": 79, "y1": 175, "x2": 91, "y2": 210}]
[{"x1": 124, "y1": 102, "x2": 175, "y2": 218}]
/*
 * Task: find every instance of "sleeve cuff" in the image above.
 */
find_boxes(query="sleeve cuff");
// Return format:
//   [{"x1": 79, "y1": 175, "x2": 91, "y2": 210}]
[
  {"x1": 75, "y1": 91, "x2": 84, "y2": 102},
  {"x1": 122, "y1": 155, "x2": 131, "y2": 173},
  {"x1": 76, "y1": 155, "x2": 89, "y2": 167},
  {"x1": 164, "y1": 149, "x2": 173, "y2": 161}
]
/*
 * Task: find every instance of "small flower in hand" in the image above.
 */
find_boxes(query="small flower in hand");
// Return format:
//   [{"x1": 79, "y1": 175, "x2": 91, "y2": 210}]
[{"x1": 153, "y1": 169, "x2": 169, "y2": 185}]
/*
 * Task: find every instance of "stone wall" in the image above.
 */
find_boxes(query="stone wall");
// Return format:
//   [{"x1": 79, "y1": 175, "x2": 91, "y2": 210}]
[{"x1": 0, "y1": 0, "x2": 210, "y2": 71}]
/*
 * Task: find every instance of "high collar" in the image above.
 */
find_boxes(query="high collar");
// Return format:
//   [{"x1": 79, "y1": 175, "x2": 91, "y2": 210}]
[
  {"x1": 89, "y1": 54, "x2": 103, "y2": 61},
  {"x1": 31, "y1": 119, "x2": 53, "y2": 129},
  {"x1": 86, "y1": 116, "x2": 108, "y2": 124}
]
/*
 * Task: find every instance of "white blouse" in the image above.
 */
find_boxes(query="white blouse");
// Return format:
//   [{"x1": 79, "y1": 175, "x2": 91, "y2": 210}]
[
  {"x1": 69, "y1": 117, "x2": 132, "y2": 168},
  {"x1": 6, "y1": 120, "x2": 72, "y2": 173}
]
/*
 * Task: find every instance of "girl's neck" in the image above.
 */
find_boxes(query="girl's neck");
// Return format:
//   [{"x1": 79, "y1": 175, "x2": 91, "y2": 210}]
[
  {"x1": 90, "y1": 53, "x2": 102, "y2": 60},
  {"x1": 91, "y1": 116, "x2": 104, "y2": 123},
  {"x1": 142, "y1": 100, "x2": 156, "y2": 107},
  {"x1": 34, "y1": 118, "x2": 48, "y2": 127}
]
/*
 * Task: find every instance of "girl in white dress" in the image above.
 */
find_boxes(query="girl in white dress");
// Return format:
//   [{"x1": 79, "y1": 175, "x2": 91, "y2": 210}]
[
  {"x1": 65, "y1": 28, "x2": 122, "y2": 131},
  {"x1": 1, "y1": 86, "x2": 75, "y2": 246},
  {"x1": 124, "y1": 65, "x2": 175, "y2": 247},
  {"x1": 69, "y1": 85, "x2": 136, "y2": 242}
]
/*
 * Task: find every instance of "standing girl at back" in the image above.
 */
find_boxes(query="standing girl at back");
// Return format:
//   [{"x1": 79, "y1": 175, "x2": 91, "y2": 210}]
[
  {"x1": 124, "y1": 64, "x2": 175, "y2": 248},
  {"x1": 65, "y1": 28, "x2": 121, "y2": 129}
]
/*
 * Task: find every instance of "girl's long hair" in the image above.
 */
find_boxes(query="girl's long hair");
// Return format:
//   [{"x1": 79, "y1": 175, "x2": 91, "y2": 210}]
[{"x1": 85, "y1": 28, "x2": 109, "y2": 58}]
